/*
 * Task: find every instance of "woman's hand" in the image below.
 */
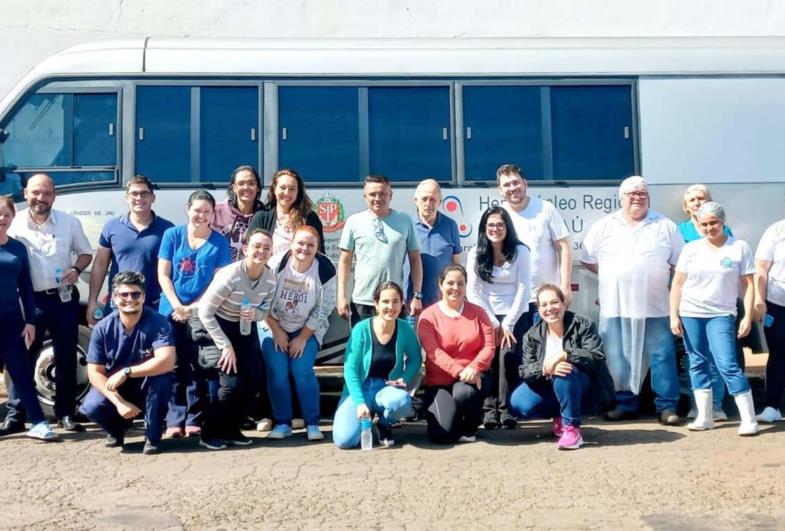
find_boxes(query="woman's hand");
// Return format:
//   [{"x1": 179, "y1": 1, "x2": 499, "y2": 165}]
[
  {"x1": 288, "y1": 334, "x2": 308, "y2": 358},
  {"x1": 738, "y1": 317, "x2": 752, "y2": 339},
  {"x1": 670, "y1": 316, "x2": 683, "y2": 337},
  {"x1": 172, "y1": 304, "x2": 191, "y2": 323},
  {"x1": 385, "y1": 378, "x2": 407, "y2": 388},
  {"x1": 542, "y1": 351, "x2": 567, "y2": 376},
  {"x1": 458, "y1": 366, "x2": 481, "y2": 387},
  {"x1": 271, "y1": 327, "x2": 290, "y2": 353},
  {"x1": 240, "y1": 306, "x2": 256, "y2": 322},
  {"x1": 217, "y1": 346, "x2": 237, "y2": 374},
  {"x1": 21, "y1": 324, "x2": 35, "y2": 350},
  {"x1": 753, "y1": 300, "x2": 767, "y2": 323},
  {"x1": 552, "y1": 361, "x2": 574, "y2": 378},
  {"x1": 356, "y1": 403, "x2": 371, "y2": 420}
]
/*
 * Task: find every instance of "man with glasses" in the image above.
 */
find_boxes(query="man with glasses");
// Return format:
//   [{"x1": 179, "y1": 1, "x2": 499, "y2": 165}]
[
  {"x1": 4, "y1": 173, "x2": 93, "y2": 434},
  {"x1": 337, "y1": 175, "x2": 423, "y2": 327},
  {"x1": 87, "y1": 175, "x2": 174, "y2": 325},
  {"x1": 80, "y1": 271, "x2": 175, "y2": 454},
  {"x1": 581, "y1": 176, "x2": 684, "y2": 425}
]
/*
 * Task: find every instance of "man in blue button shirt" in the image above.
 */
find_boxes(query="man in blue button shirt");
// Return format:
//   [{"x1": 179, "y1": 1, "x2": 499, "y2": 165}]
[
  {"x1": 408, "y1": 179, "x2": 462, "y2": 308},
  {"x1": 80, "y1": 271, "x2": 175, "y2": 455},
  {"x1": 87, "y1": 175, "x2": 174, "y2": 325}
]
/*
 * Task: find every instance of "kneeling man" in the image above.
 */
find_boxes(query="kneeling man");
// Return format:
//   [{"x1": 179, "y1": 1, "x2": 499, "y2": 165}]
[{"x1": 80, "y1": 271, "x2": 175, "y2": 454}]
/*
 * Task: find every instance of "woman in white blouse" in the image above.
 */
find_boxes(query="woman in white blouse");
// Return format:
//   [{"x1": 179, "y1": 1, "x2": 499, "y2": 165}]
[
  {"x1": 670, "y1": 202, "x2": 759, "y2": 436},
  {"x1": 466, "y1": 206, "x2": 531, "y2": 430}
]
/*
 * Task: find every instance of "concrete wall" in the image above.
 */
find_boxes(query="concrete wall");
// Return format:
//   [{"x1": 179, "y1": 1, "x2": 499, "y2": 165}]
[{"x1": 2, "y1": 0, "x2": 785, "y2": 98}]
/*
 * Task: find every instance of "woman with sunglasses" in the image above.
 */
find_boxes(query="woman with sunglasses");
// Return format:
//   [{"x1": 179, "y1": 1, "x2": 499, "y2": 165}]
[
  {"x1": 466, "y1": 206, "x2": 531, "y2": 430},
  {"x1": 158, "y1": 190, "x2": 232, "y2": 438}
]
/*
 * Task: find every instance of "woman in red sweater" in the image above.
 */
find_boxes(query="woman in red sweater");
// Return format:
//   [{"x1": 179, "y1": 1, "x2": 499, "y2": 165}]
[{"x1": 418, "y1": 264, "x2": 496, "y2": 443}]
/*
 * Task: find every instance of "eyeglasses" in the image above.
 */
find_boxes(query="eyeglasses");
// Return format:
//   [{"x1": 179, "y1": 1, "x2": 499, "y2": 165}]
[
  {"x1": 486, "y1": 222, "x2": 506, "y2": 230},
  {"x1": 116, "y1": 291, "x2": 143, "y2": 300},
  {"x1": 373, "y1": 217, "x2": 388, "y2": 244},
  {"x1": 127, "y1": 190, "x2": 152, "y2": 199},
  {"x1": 626, "y1": 191, "x2": 649, "y2": 199}
]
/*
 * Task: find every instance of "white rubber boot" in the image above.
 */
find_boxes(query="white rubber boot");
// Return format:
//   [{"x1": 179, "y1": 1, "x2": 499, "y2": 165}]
[
  {"x1": 687, "y1": 389, "x2": 714, "y2": 431},
  {"x1": 734, "y1": 390, "x2": 760, "y2": 436}
]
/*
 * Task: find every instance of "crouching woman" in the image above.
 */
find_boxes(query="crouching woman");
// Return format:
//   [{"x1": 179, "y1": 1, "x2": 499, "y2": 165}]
[{"x1": 510, "y1": 284, "x2": 615, "y2": 450}]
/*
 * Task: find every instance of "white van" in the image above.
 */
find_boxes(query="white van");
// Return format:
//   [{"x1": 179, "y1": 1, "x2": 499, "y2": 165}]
[{"x1": 1, "y1": 37, "x2": 784, "y2": 411}]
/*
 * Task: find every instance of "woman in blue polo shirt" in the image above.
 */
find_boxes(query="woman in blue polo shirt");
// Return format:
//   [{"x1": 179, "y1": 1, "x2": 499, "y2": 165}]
[{"x1": 158, "y1": 190, "x2": 232, "y2": 438}]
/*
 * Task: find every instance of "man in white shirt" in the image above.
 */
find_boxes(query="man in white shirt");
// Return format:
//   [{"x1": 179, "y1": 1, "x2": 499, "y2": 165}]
[
  {"x1": 497, "y1": 163, "x2": 572, "y2": 322},
  {"x1": 581, "y1": 176, "x2": 683, "y2": 425},
  {"x1": 6, "y1": 174, "x2": 93, "y2": 432}
]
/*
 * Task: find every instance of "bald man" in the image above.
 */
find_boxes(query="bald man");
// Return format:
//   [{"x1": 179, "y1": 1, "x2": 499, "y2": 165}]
[
  {"x1": 5, "y1": 174, "x2": 93, "y2": 434},
  {"x1": 408, "y1": 179, "x2": 462, "y2": 308}
]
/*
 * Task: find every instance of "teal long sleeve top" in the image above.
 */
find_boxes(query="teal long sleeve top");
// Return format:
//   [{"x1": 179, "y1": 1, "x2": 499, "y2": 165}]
[{"x1": 343, "y1": 318, "x2": 423, "y2": 406}]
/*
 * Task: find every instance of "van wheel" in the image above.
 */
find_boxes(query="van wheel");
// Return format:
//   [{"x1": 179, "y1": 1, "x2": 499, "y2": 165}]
[{"x1": 2, "y1": 326, "x2": 92, "y2": 419}]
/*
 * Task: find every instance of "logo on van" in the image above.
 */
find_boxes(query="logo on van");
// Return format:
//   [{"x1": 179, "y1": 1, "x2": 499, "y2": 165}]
[
  {"x1": 442, "y1": 195, "x2": 473, "y2": 238},
  {"x1": 316, "y1": 192, "x2": 346, "y2": 233}
]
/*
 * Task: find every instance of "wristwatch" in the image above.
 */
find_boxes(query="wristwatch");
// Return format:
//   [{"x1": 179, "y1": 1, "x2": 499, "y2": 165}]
[
  {"x1": 123, "y1": 367, "x2": 132, "y2": 378},
  {"x1": 412, "y1": 291, "x2": 423, "y2": 300}
]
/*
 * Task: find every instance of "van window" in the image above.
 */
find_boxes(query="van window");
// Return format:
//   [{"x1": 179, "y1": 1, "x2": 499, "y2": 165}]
[
  {"x1": 135, "y1": 86, "x2": 191, "y2": 183},
  {"x1": 200, "y1": 86, "x2": 259, "y2": 182},
  {"x1": 0, "y1": 91, "x2": 118, "y2": 194},
  {"x1": 279, "y1": 86, "x2": 360, "y2": 183},
  {"x1": 369, "y1": 86, "x2": 451, "y2": 182}
]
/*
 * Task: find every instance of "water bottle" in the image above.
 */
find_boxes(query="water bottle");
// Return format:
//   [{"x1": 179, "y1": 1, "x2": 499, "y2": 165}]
[
  {"x1": 406, "y1": 315, "x2": 416, "y2": 329},
  {"x1": 240, "y1": 297, "x2": 252, "y2": 336},
  {"x1": 54, "y1": 267, "x2": 72, "y2": 303},
  {"x1": 360, "y1": 418, "x2": 373, "y2": 451}
]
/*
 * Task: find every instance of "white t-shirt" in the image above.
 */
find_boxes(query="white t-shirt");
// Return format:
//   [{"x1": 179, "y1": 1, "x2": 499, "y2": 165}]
[
  {"x1": 270, "y1": 257, "x2": 321, "y2": 333},
  {"x1": 504, "y1": 197, "x2": 570, "y2": 301},
  {"x1": 676, "y1": 237, "x2": 754, "y2": 317},
  {"x1": 581, "y1": 210, "x2": 683, "y2": 319},
  {"x1": 544, "y1": 334, "x2": 564, "y2": 368},
  {"x1": 272, "y1": 224, "x2": 293, "y2": 256},
  {"x1": 466, "y1": 244, "x2": 531, "y2": 331},
  {"x1": 755, "y1": 219, "x2": 785, "y2": 307}
]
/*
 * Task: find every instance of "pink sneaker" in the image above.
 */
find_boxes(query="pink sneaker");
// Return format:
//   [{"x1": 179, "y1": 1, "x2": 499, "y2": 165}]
[
  {"x1": 557, "y1": 425, "x2": 584, "y2": 450},
  {"x1": 166, "y1": 426, "x2": 184, "y2": 439},
  {"x1": 185, "y1": 425, "x2": 202, "y2": 437},
  {"x1": 551, "y1": 417, "x2": 564, "y2": 437}
]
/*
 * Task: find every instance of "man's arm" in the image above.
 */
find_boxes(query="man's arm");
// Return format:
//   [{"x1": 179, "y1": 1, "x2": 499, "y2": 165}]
[
  {"x1": 754, "y1": 259, "x2": 772, "y2": 322},
  {"x1": 408, "y1": 249, "x2": 423, "y2": 316},
  {"x1": 555, "y1": 237, "x2": 573, "y2": 305},
  {"x1": 87, "y1": 246, "x2": 112, "y2": 325},
  {"x1": 337, "y1": 249, "x2": 353, "y2": 319}
]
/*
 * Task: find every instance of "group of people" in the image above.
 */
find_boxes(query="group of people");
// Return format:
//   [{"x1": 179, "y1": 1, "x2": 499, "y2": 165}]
[{"x1": 1, "y1": 163, "x2": 784, "y2": 454}]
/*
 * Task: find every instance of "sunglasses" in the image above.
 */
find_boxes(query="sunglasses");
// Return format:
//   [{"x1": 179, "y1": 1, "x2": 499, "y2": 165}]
[
  {"x1": 116, "y1": 291, "x2": 143, "y2": 300},
  {"x1": 373, "y1": 217, "x2": 388, "y2": 244}
]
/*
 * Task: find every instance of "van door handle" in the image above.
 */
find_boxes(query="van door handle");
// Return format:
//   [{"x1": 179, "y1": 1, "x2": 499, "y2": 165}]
[
  {"x1": 138, "y1": 127, "x2": 144, "y2": 141},
  {"x1": 281, "y1": 127, "x2": 288, "y2": 141},
  {"x1": 250, "y1": 128, "x2": 257, "y2": 141}
]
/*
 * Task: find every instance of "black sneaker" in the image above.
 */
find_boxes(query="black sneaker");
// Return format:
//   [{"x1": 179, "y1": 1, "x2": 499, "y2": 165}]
[
  {"x1": 225, "y1": 432, "x2": 253, "y2": 446},
  {"x1": 375, "y1": 423, "x2": 395, "y2": 447},
  {"x1": 603, "y1": 408, "x2": 639, "y2": 422},
  {"x1": 483, "y1": 413, "x2": 500, "y2": 430},
  {"x1": 501, "y1": 413, "x2": 518, "y2": 430},
  {"x1": 142, "y1": 439, "x2": 161, "y2": 455},
  {"x1": 0, "y1": 419, "x2": 25, "y2": 437},
  {"x1": 199, "y1": 437, "x2": 227, "y2": 451},
  {"x1": 105, "y1": 432, "x2": 125, "y2": 448},
  {"x1": 658, "y1": 410, "x2": 681, "y2": 426},
  {"x1": 57, "y1": 416, "x2": 85, "y2": 432}
]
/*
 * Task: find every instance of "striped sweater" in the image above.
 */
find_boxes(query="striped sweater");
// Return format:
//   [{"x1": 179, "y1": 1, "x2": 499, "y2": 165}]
[{"x1": 197, "y1": 260, "x2": 276, "y2": 350}]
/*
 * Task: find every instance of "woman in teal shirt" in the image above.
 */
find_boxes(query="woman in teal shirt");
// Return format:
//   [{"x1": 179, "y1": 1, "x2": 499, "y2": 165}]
[{"x1": 333, "y1": 281, "x2": 422, "y2": 448}]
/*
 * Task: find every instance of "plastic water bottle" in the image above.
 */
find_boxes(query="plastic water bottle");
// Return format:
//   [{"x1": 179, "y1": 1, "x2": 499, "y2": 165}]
[
  {"x1": 360, "y1": 418, "x2": 373, "y2": 451},
  {"x1": 240, "y1": 297, "x2": 252, "y2": 336},
  {"x1": 54, "y1": 267, "x2": 72, "y2": 303},
  {"x1": 406, "y1": 315, "x2": 416, "y2": 329}
]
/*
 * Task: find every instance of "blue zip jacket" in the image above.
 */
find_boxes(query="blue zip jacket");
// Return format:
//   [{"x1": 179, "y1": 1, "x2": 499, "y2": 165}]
[{"x1": 343, "y1": 318, "x2": 422, "y2": 406}]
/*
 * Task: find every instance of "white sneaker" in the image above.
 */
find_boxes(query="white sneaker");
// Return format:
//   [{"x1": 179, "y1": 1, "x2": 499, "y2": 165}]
[
  {"x1": 458, "y1": 434, "x2": 477, "y2": 443},
  {"x1": 267, "y1": 424, "x2": 293, "y2": 439},
  {"x1": 291, "y1": 418, "x2": 306, "y2": 430},
  {"x1": 306, "y1": 425, "x2": 324, "y2": 441},
  {"x1": 756, "y1": 406, "x2": 782, "y2": 423},
  {"x1": 256, "y1": 418, "x2": 273, "y2": 432},
  {"x1": 713, "y1": 409, "x2": 728, "y2": 422}
]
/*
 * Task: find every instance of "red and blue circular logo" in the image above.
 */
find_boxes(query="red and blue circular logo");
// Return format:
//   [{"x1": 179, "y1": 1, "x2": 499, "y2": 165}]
[{"x1": 442, "y1": 195, "x2": 472, "y2": 238}]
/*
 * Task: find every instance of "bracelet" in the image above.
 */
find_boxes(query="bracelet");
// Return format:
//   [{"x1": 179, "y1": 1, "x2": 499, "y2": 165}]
[{"x1": 70, "y1": 266, "x2": 83, "y2": 274}]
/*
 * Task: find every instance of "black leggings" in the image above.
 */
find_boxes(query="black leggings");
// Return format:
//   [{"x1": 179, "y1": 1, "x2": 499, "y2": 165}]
[
  {"x1": 764, "y1": 301, "x2": 785, "y2": 409},
  {"x1": 424, "y1": 372, "x2": 491, "y2": 444}
]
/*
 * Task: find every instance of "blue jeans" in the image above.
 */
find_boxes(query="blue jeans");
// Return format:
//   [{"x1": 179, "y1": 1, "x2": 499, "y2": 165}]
[
  {"x1": 681, "y1": 315, "x2": 751, "y2": 396},
  {"x1": 333, "y1": 378, "x2": 411, "y2": 449},
  {"x1": 260, "y1": 328, "x2": 320, "y2": 426},
  {"x1": 509, "y1": 369, "x2": 590, "y2": 427},
  {"x1": 80, "y1": 373, "x2": 172, "y2": 444},
  {"x1": 0, "y1": 311, "x2": 46, "y2": 425},
  {"x1": 682, "y1": 347, "x2": 726, "y2": 410},
  {"x1": 603, "y1": 316, "x2": 680, "y2": 412},
  {"x1": 166, "y1": 319, "x2": 206, "y2": 429}
]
